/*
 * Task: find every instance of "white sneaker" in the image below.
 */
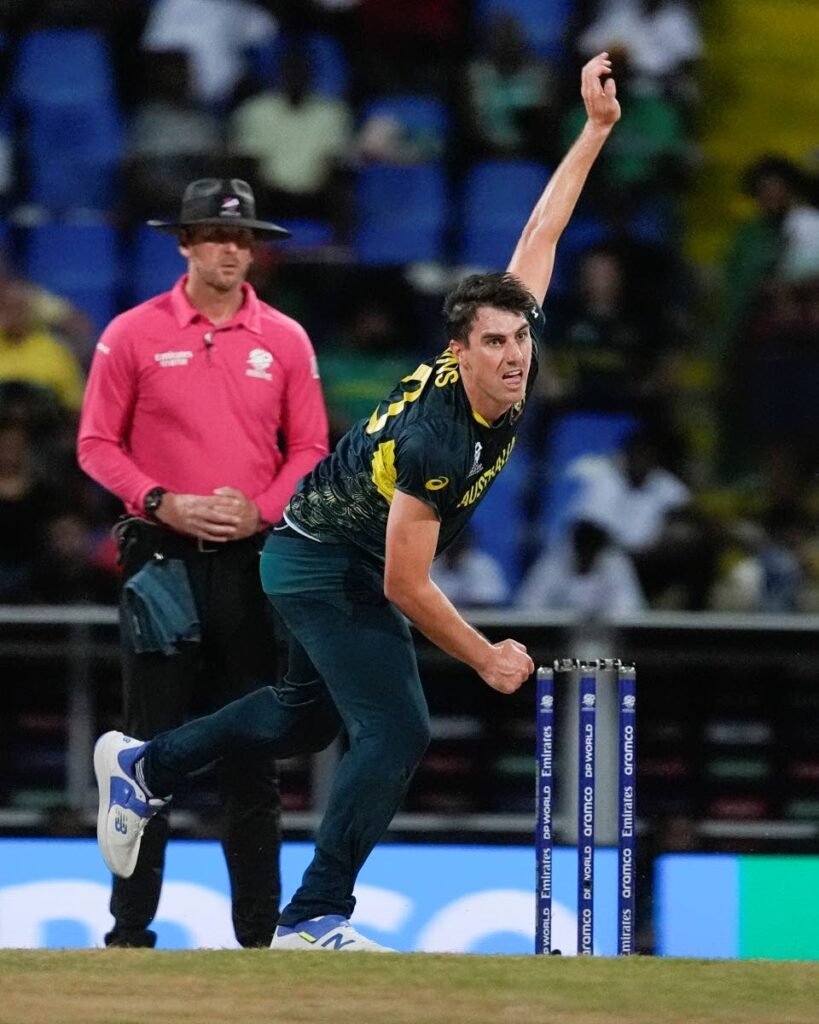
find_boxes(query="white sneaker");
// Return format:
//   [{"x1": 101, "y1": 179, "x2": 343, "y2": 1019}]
[
  {"x1": 93, "y1": 731, "x2": 166, "y2": 878},
  {"x1": 270, "y1": 915, "x2": 395, "y2": 952}
]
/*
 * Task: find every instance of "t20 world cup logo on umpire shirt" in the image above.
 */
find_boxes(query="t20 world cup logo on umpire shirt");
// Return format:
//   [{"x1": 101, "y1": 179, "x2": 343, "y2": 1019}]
[{"x1": 246, "y1": 348, "x2": 274, "y2": 381}]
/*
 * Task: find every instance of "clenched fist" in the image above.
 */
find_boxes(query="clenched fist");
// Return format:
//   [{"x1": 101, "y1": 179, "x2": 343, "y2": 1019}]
[{"x1": 479, "y1": 639, "x2": 534, "y2": 694}]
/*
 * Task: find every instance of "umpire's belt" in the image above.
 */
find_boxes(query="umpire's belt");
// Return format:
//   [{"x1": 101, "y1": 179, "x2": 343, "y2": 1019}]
[{"x1": 114, "y1": 517, "x2": 264, "y2": 559}]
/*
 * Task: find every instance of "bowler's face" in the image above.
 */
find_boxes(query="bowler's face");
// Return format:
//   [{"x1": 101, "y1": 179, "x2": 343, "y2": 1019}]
[
  {"x1": 180, "y1": 226, "x2": 255, "y2": 292},
  {"x1": 450, "y1": 306, "x2": 532, "y2": 421}
]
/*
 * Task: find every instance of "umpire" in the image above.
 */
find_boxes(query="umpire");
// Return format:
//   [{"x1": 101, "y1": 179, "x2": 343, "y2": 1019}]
[{"x1": 78, "y1": 178, "x2": 329, "y2": 947}]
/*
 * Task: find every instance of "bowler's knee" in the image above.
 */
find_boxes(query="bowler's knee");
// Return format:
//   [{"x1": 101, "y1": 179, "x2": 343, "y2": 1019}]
[
  {"x1": 405, "y1": 710, "x2": 431, "y2": 763},
  {"x1": 359, "y1": 708, "x2": 430, "y2": 772}
]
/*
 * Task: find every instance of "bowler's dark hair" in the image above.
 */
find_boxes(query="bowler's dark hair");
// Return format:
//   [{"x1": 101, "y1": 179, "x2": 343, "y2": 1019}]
[{"x1": 443, "y1": 272, "x2": 535, "y2": 344}]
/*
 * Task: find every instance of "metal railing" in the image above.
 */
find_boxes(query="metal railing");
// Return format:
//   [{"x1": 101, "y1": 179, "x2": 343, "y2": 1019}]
[{"x1": 2, "y1": 605, "x2": 819, "y2": 843}]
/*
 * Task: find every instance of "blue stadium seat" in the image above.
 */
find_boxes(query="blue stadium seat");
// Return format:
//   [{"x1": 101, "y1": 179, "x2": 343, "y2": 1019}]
[
  {"x1": 474, "y1": 0, "x2": 573, "y2": 60},
  {"x1": 24, "y1": 100, "x2": 123, "y2": 211},
  {"x1": 129, "y1": 226, "x2": 184, "y2": 306},
  {"x1": 360, "y1": 95, "x2": 450, "y2": 159},
  {"x1": 459, "y1": 160, "x2": 549, "y2": 269},
  {"x1": 24, "y1": 222, "x2": 120, "y2": 335},
  {"x1": 629, "y1": 196, "x2": 678, "y2": 247},
  {"x1": 276, "y1": 219, "x2": 335, "y2": 249},
  {"x1": 539, "y1": 411, "x2": 638, "y2": 547},
  {"x1": 12, "y1": 29, "x2": 114, "y2": 107},
  {"x1": 355, "y1": 163, "x2": 448, "y2": 265},
  {"x1": 547, "y1": 214, "x2": 609, "y2": 296},
  {"x1": 0, "y1": 99, "x2": 10, "y2": 202},
  {"x1": 248, "y1": 32, "x2": 350, "y2": 97},
  {"x1": 469, "y1": 444, "x2": 533, "y2": 589},
  {"x1": 12, "y1": 29, "x2": 121, "y2": 211}
]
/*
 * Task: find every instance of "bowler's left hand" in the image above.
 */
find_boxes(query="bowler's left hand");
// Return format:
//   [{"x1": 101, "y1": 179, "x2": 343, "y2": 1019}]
[{"x1": 213, "y1": 486, "x2": 262, "y2": 539}]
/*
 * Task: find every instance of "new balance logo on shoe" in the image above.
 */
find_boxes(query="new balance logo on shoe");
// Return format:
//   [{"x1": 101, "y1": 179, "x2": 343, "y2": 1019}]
[
  {"x1": 114, "y1": 810, "x2": 128, "y2": 835},
  {"x1": 321, "y1": 934, "x2": 356, "y2": 950}
]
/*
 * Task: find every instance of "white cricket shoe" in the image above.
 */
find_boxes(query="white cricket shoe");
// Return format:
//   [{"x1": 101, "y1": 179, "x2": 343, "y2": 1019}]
[
  {"x1": 270, "y1": 915, "x2": 395, "y2": 952},
  {"x1": 94, "y1": 731, "x2": 166, "y2": 878}
]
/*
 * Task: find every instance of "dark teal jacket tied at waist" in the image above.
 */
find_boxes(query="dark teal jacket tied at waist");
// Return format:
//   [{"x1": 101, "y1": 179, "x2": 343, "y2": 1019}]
[{"x1": 122, "y1": 557, "x2": 201, "y2": 655}]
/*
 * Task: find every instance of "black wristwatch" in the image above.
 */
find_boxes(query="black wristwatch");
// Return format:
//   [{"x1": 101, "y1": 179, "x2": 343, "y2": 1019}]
[{"x1": 143, "y1": 486, "x2": 167, "y2": 522}]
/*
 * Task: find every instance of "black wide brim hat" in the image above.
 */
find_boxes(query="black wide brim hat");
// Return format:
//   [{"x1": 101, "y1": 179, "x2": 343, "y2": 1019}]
[{"x1": 147, "y1": 178, "x2": 291, "y2": 238}]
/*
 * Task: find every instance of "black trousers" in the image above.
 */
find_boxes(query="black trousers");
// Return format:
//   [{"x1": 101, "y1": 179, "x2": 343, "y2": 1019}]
[{"x1": 107, "y1": 520, "x2": 281, "y2": 949}]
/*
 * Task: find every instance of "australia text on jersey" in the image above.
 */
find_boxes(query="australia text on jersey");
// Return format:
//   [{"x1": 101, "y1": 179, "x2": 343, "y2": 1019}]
[{"x1": 457, "y1": 438, "x2": 516, "y2": 508}]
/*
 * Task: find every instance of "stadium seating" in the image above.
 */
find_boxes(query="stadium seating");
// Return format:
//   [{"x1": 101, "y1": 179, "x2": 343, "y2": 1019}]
[
  {"x1": 469, "y1": 443, "x2": 533, "y2": 589},
  {"x1": 12, "y1": 29, "x2": 122, "y2": 212},
  {"x1": 247, "y1": 32, "x2": 350, "y2": 97},
  {"x1": 275, "y1": 219, "x2": 335, "y2": 249},
  {"x1": 473, "y1": 0, "x2": 573, "y2": 60},
  {"x1": 359, "y1": 94, "x2": 450, "y2": 159},
  {"x1": 547, "y1": 213, "x2": 609, "y2": 296},
  {"x1": 539, "y1": 410, "x2": 638, "y2": 547},
  {"x1": 355, "y1": 162, "x2": 448, "y2": 265},
  {"x1": 459, "y1": 160, "x2": 549, "y2": 269},
  {"x1": 23, "y1": 222, "x2": 120, "y2": 335},
  {"x1": 0, "y1": 99, "x2": 11, "y2": 206},
  {"x1": 23, "y1": 101, "x2": 122, "y2": 212},
  {"x1": 128, "y1": 226, "x2": 184, "y2": 306},
  {"x1": 12, "y1": 29, "x2": 114, "y2": 108}
]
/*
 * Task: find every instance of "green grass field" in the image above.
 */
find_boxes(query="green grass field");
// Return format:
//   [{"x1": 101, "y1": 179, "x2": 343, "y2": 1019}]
[{"x1": 1, "y1": 950, "x2": 817, "y2": 1024}]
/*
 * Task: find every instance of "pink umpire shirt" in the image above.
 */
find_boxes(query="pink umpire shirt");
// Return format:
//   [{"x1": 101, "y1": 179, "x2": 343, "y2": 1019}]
[{"x1": 78, "y1": 277, "x2": 329, "y2": 524}]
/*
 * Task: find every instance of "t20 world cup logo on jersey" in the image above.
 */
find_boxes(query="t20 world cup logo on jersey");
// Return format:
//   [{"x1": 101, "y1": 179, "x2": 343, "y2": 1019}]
[
  {"x1": 457, "y1": 439, "x2": 516, "y2": 508},
  {"x1": 246, "y1": 348, "x2": 274, "y2": 381},
  {"x1": 468, "y1": 442, "x2": 484, "y2": 478}
]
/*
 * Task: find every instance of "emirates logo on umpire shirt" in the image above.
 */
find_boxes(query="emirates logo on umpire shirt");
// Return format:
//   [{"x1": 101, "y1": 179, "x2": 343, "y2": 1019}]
[{"x1": 246, "y1": 349, "x2": 274, "y2": 381}]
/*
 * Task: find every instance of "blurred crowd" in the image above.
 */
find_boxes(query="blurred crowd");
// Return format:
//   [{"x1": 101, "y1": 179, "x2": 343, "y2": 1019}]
[{"x1": 0, "y1": 0, "x2": 818, "y2": 616}]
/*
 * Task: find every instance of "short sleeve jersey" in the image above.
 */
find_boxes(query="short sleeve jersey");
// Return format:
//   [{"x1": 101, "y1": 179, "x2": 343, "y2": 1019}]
[{"x1": 285, "y1": 305, "x2": 543, "y2": 560}]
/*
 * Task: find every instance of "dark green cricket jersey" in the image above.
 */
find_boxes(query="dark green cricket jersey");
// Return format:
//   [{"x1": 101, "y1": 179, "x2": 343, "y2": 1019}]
[{"x1": 285, "y1": 306, "x2": 543, "y2": 561}]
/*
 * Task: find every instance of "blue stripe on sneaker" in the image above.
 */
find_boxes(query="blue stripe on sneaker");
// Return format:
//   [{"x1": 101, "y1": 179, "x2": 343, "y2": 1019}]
[
  {"x1": 291, "y1": 916, "x2": 348, "y2": 941},
  {"x1": 117, "y1": 742, "x2": 149, "y2": 777},
  {"x1": 109, "y1": 776, "x2": 155, "y2": 818}
]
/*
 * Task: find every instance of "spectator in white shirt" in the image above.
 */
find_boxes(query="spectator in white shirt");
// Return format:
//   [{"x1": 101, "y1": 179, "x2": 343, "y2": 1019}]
[
  {"x1": 570, "y1": 429, "x2": 689, "y2": 552},
  {"x1": 431, "y1": 529, "x2": 511, "y2": 608},
  {"x1": 142, "y1": 0, "x2": 278, "y2": 107},
  {"x1": 578, "y1": 0, "x2": 702, "y2": 89},
  {"x1": 229, "y1": 42, "x2": 352, "y2": 225},
  {"x1": 517, "y1": 519, "x2": 646, "y2": 617},
  {"x1": 564, "y1": 428, "x2": 717, "y2": 609}
]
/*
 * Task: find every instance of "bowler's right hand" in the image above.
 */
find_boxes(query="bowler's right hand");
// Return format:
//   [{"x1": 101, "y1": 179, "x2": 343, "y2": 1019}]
[{"x1": 479, "y1": 639, "x2": 534, "y2": 694}]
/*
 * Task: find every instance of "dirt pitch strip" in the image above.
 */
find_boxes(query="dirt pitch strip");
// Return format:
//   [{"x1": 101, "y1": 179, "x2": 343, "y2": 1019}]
[{"x1": 0, "y1": 949, "x2": 817, "y2": 1024}]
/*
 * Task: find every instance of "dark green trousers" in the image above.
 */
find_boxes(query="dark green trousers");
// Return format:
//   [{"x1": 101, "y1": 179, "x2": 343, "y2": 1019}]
[{"x1": 144, "y1": 530, "x2": 431, "y2": 925}]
